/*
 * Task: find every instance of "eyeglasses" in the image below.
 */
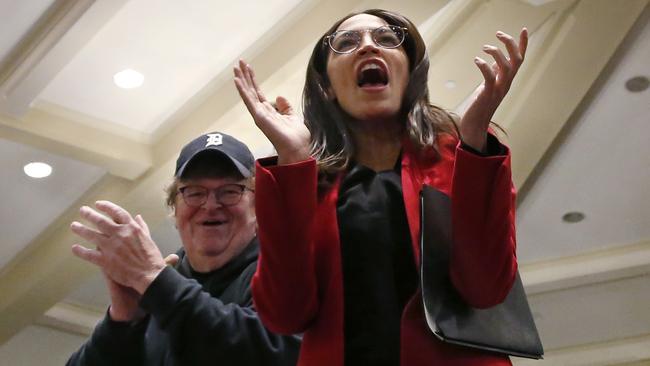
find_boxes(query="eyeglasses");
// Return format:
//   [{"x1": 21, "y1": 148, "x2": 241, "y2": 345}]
[
  {"x1": 324, "y1": 25, "x2": 407, "y2": 54},
  {"x1": 178, "y1": 184, "x2": 253, "y2": 207}
]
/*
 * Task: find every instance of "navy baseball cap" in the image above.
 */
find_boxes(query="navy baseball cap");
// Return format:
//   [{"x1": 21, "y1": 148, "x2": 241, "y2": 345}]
[{"x1": 174, "y1": 132, "x2": 254, "y2": 178}]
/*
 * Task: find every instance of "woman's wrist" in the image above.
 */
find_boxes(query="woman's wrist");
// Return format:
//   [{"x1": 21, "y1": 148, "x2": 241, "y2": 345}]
[
  {"x1": 459, "y1": 127, "x2": 488, "y2": 154},
  {"x1": 277, "y1": 147, "x2": 310, "y2": 165}
]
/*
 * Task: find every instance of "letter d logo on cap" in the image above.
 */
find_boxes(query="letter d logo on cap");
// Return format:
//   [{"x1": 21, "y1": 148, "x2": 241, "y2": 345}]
[{"x1": 205, "y1": 133, "x2": 223, "y2": 147}]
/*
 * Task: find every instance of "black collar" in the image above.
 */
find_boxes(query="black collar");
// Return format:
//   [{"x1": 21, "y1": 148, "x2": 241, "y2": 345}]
[{"x1": 175, "y1": 237, "x2": 258, "y2": 295}]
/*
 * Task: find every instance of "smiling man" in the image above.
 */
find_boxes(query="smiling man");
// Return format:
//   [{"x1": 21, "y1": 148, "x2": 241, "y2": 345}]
[{"x1": 67, "y1": 132, "x2": 300, "y2": 366}]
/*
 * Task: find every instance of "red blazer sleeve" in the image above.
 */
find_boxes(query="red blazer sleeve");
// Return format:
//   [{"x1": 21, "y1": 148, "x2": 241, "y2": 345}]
[
  {"x1": 448, "y1": 136, "x2": 517, "y2": 308},
  {"x1": 251, "y1": 157, "x2": 320, "y2": 334}
]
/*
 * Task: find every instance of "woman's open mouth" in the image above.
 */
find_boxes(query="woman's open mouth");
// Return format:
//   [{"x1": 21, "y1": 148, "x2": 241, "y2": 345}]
[{"x1": 356, "y1": 60, "x2": 388, "y2": 88}]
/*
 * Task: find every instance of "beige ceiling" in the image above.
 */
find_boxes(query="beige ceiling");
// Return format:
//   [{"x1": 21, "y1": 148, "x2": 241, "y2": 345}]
[{"x1": 0, "y1": 0, "x2": 649, "y2": 365}]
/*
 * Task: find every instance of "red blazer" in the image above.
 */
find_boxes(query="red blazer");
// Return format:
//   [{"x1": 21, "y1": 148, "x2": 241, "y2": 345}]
[{"x1": 253, "y1": 134, "x2": 517, "y2": 366}]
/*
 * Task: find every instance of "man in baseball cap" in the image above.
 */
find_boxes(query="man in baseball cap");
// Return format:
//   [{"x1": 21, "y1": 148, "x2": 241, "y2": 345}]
[{"x1": 68, "y1": 132, "x2": 300, "y2": 365}]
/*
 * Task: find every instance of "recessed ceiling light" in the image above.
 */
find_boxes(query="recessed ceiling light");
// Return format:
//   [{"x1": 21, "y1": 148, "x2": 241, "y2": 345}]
[
  {"x1": 625, "y1": 75, "x2": 649, "y2": 92},
  {"x1": 444, "y1": 80, "x2": 457, "y2": 89},
  {"x1": 24, "y1": 162, "x2": 52, "y2": 178},
  {"x1": 523, "y1": 0, "x2": 555, "y2": 6},
  {"x1": 562, "y1": 211, "x2": 585, "y2": 223},
  {"x1": 113, "y1": 69, "x2": 144, "y2": 89}
]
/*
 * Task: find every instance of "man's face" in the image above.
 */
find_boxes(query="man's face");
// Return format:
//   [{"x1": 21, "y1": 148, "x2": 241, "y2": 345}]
[{"x1": 174, "y1": 175, "x2": 255, "y2": 273}]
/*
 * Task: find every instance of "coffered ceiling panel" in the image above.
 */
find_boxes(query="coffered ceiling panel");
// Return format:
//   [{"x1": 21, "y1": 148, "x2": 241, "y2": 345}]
[
  {"x1": 37, "y1": 0, "x2": 307, "y2": 135},
  {"x1": 0, "y1": 138, "x2": 104, "y2": 269},
  {"x1": 517, "y1": 16, "x2": 650, "y2": 262}
]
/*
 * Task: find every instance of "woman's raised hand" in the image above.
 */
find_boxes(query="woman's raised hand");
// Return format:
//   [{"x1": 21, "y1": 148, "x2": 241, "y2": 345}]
[
  {"x1": 234, "y1": 60, "x2": 311, "y2": 165},
  {"x1": 459, "y1": 28, "x2": 528, "y2": 152}
]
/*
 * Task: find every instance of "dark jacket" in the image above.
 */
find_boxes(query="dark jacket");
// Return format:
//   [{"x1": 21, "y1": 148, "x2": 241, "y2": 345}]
[{"x1": 67, "y1": 238, "x2": 301, "y2": 365}]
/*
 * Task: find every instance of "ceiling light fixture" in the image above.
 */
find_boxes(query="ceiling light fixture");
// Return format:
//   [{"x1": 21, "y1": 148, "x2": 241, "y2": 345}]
[
  {"x1": 625, "y1": 75, "x2": 649, "y2": 92},
  {"x1": 444, "y1": 80, "x2": 457, "y2": 89},
  {"x1": 24, "y1": 162, "x2": 52, "y2": 178},
  {"x1": 113, "y1": 69, "x2": 144, "y2": 89},
  {"x1": 562, "y1": 211, "x2": 585, "y2": 223},
  {"x1": 523, "y1": 0, "x2": 556, "y2": 6}
]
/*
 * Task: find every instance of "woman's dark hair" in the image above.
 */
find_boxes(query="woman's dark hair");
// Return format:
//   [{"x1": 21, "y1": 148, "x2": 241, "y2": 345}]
[{"x1": 303, "y1": 9, "x2": 459, "y2": 179}]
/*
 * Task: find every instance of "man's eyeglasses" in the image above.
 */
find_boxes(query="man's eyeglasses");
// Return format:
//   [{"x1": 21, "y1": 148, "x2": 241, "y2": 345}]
[
  {"x1": 324, "y1": 25, "x2": 407, "y2": 54},
  {"x1": 178, "y1": 184, "x2": 253, "y2": 207}
]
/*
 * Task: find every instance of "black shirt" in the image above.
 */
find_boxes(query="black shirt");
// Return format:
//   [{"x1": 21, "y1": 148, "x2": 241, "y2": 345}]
[
  {"x1": 337, "y1": 159, "x2": 419, "y2": 366},
  {"x1": 66, "y1": 238, "x2": 301, "y2": 366}
]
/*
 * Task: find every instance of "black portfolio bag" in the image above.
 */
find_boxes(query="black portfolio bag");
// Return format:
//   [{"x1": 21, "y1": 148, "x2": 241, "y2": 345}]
[{"x1": 419, "y1": 185, "x2": 544, "y2": 359}]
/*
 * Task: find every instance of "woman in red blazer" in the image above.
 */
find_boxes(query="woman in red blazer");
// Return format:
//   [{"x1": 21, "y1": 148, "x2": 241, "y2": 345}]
[{"x1": 234, "y1": 9, "x2": 527, "y2": 366}]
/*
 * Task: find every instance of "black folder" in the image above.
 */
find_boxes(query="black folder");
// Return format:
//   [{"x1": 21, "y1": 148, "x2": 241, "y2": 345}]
[{"x1": 419, "y1": 185, "x2": 544, "y2": 359}]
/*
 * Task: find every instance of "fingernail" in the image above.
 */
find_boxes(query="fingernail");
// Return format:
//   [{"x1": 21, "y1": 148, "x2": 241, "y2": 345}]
[{"x1": 482, "y1": 45, "x2": 490, "y2": 51}]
